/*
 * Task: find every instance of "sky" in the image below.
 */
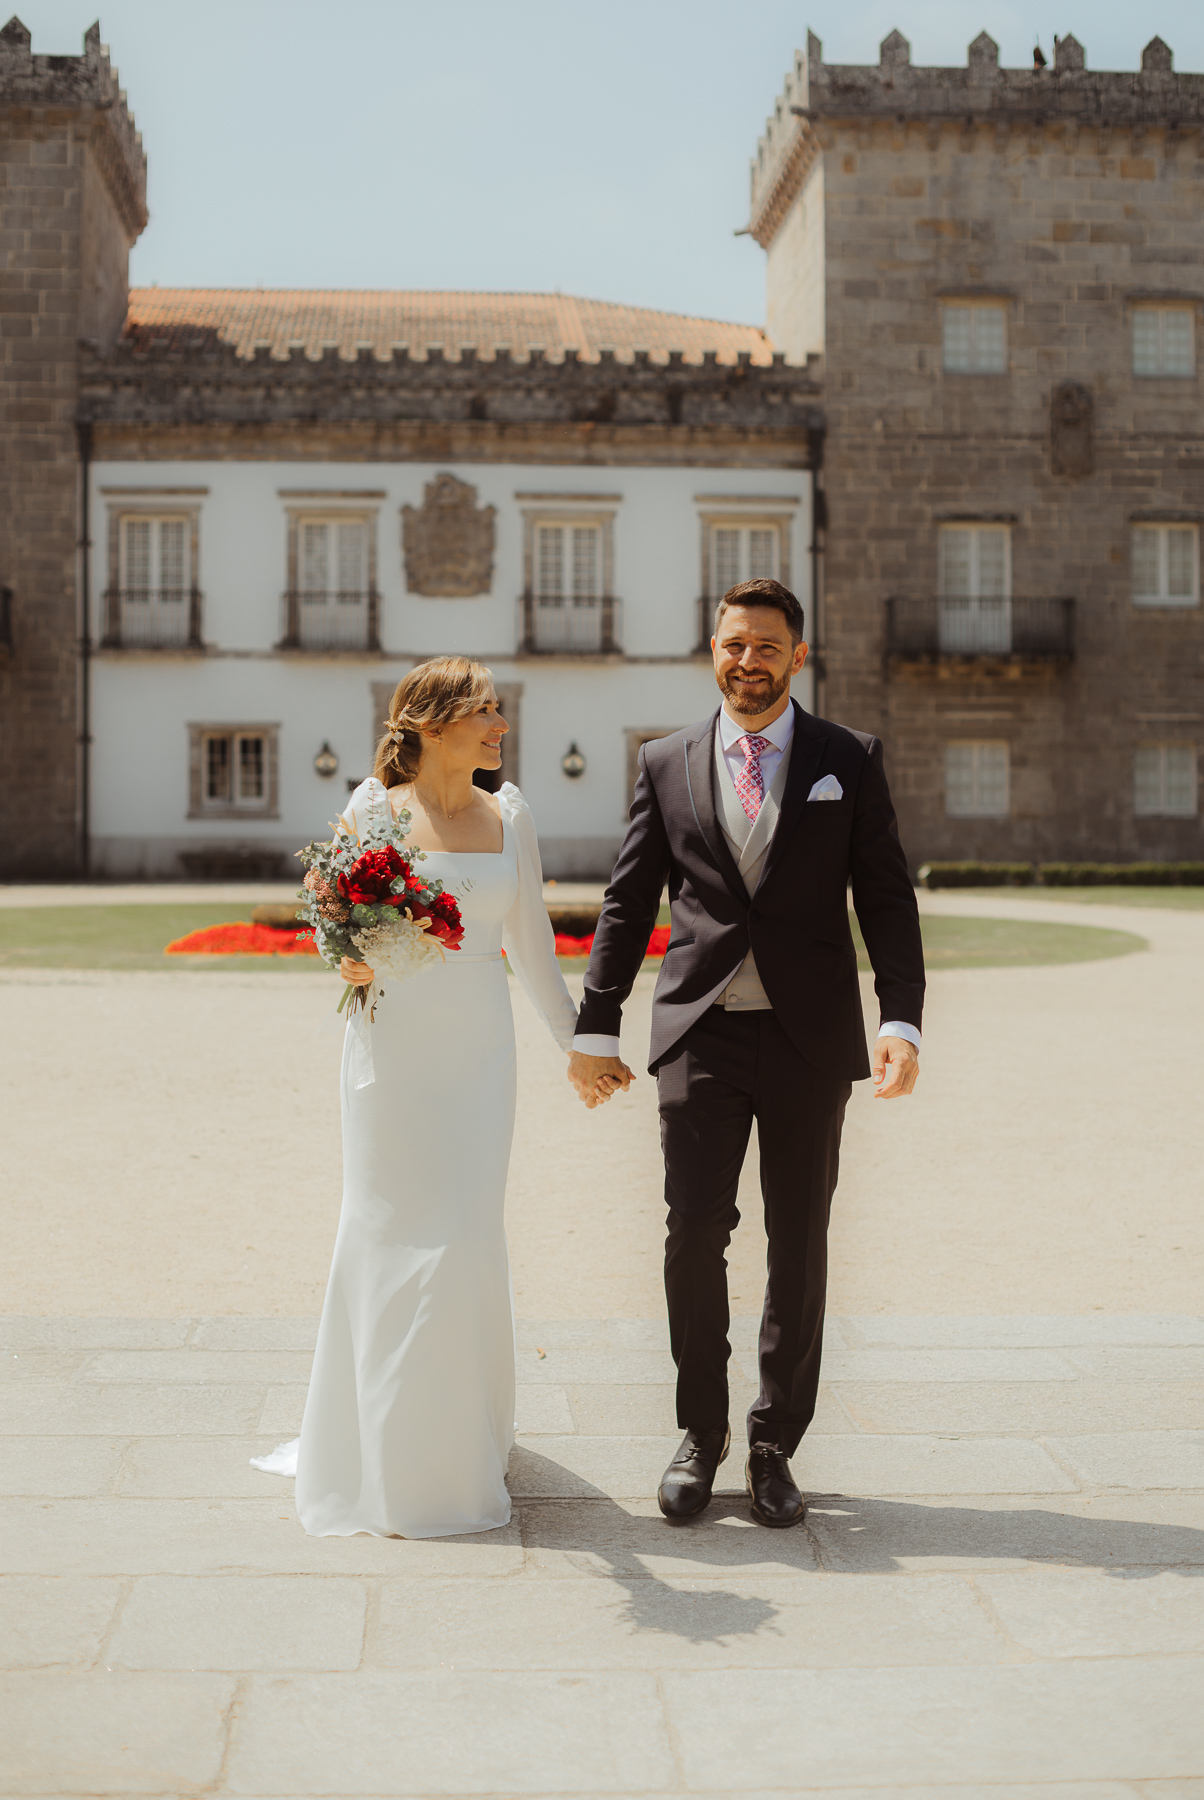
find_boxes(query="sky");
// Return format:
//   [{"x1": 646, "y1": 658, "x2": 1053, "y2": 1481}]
[{"x1": 16, "y1": 0, "x2": 1204, "y2": 327}]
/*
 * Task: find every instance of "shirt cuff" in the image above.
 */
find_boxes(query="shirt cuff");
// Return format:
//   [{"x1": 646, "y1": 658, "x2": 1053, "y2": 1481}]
[
  {"x1": 571, "y1": 1034, "x2": 623, "y2": 1058},
  {"x1": 878, "y1": 1021, "x2": 921, "y2": 1050}
]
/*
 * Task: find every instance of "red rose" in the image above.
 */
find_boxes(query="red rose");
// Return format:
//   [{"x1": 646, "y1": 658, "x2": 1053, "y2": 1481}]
[
  {"x1": 408, "y1": 892, "x2": 464, "y2": 951},
  {"x1": 337, "y1": 846, "x2": 410, "y2": 905}
]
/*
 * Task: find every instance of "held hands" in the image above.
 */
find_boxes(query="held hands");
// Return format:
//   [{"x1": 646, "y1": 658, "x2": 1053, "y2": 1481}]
[
  {"x1": 340, "y1": 956, "x2": 375, "y2": 987},
  {"x1": 872, "y1": 1035, "x2": 919, "y2": 1099},
  {"x1": 567, "y1": 1051, "x2": 636, "y2": 1110}
]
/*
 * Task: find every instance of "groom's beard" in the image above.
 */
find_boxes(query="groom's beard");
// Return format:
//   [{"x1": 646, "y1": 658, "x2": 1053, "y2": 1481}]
[{"x1": 718, "y1": 666, "x2": 792, "y2": 718}]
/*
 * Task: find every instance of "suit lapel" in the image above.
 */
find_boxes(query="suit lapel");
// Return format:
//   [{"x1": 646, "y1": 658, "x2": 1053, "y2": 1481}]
[
  {"x1": 756, "y1": 701, "x2": 828, "y2": 893},
  {"x1": 683, "y1": 712, "x2": 747, "y2": 905}
]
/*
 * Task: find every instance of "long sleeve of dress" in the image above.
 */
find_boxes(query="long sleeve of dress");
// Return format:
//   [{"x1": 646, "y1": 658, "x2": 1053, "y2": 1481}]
[{"x1": 498, "y1": 784, "x2": 579, "y2": 1054}]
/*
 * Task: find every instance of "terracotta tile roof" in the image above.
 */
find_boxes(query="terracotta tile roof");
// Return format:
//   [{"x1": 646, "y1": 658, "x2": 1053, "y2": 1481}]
[{"x1": 124, "y1": 288, "x2": 775, "y2": 366}]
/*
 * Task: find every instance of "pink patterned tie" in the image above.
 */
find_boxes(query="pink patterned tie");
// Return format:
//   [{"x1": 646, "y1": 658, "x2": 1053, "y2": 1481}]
[{"x1": 735, "y1": 734, "x2": 770, "y2": 823}]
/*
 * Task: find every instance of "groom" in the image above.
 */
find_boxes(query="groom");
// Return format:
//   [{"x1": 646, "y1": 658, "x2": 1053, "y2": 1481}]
[{"x1": 568, "y1": 578, "x2": 924, "y2": 1528}]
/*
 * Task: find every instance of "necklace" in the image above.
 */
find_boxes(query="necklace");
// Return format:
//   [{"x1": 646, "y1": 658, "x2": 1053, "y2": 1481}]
[{"x1": 407, "y1": 782, "x2": 476, "y2": 822}]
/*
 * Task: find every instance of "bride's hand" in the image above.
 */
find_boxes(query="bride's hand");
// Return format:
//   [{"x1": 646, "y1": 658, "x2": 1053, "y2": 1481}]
[{"x1": 340, "y1": 956, "x2": 375, "y2": 986}]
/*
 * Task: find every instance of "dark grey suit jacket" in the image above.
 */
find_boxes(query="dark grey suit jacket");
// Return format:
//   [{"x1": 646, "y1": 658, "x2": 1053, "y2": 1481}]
[{"x1": 576, "y1": 702, "x2": 925, "y2": 1080}]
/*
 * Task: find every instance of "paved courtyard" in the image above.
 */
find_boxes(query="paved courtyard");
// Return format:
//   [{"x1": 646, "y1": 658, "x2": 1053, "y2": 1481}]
[{"x1": 2, "y1": 891, "x2": 1203, "y2": 1794}]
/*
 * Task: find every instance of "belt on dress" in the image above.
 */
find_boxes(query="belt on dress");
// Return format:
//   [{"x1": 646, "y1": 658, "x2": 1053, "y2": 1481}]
[{"x1": 447, "y1": 950, "x2": 505, "y2": 965}]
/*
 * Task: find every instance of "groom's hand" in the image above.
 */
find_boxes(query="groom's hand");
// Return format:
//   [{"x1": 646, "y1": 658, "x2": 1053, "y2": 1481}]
[
  {"x1": 567, "y1": 1052, "x2": 635, "y2": 1109},
  {"x1": 872, "y1": 1035, "x2": 919, "y2": 1099}
]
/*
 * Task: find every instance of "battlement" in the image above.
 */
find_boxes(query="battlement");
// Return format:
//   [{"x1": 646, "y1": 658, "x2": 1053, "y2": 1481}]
[
  {"x1": 750, "y1": 29, "x2": 1204, "y2": 246},
  {"x1": 0, "y1": 16, "x2": 147, "y2": 235}
]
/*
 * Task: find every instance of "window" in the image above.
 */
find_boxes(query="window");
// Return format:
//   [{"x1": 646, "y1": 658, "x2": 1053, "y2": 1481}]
[
  {"x1": 711, "y1": 523, "x2": 780, "y2": 594},
  {"x1": 946, "y1": 742, "x2": 1010, "y2": 818},
  {"x1": 1134, "y1": 745, "x2": 1198, "y2": 818},
  {"x1": 107, "y1": 512, "x2": 197, "y2": 647},
  {"x1": 1131, "y1": 524, "x2": 1200, "y2": 607},
  {"x1": 188, "y1": 724, "x2": 279, "y2": 818},
  {"x1": 520, "y1": 509, "x2": 618, "y2": 653},
  {"x1": 283, "y1": 510, "x2": 377, "y2": 650},
  {"x1": 1132, "y1": 306, "x2": 1195, "y2": 378},
  {"x1": 942, "y1": 302, "x2": 1007, "y2": 375},
  {"x1": 938, "y1": 524, "x2": 1012, "y2": 652}
]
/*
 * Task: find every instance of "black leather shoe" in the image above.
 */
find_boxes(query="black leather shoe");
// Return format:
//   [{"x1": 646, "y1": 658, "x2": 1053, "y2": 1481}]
[
  {"x1": 657, "y1": 1426, "x2": 731, "y2": 1520},
  {"x1": 746, "y1": 1445, "x2": 805, "y2": 1527}
]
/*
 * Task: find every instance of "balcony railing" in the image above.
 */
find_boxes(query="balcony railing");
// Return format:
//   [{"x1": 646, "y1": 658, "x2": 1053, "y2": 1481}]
[
  {"x1": 279, "y1": 589, "x2": 381, "y2": 652},
  {"x1": 102, "y1": 587, "x2": 203, "y2": 649},
  {"x1": 518, "y1": 593, "x2": 622, "y2": 656},
  {"x1": 886, "y1": 597, "x2": 1075, "y2": 663},
  {"x1": 0, "y1": 586, "x2": 12, "y2": 656}
]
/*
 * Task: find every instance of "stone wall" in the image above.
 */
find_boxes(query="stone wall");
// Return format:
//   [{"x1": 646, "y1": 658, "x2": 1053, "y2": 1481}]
[
  {"x1": 754, "y1": 31, "x2": 1204, "y2": 864},
  {"x1": 0, "y1": 20, "x2": 146, "y2": 877}
]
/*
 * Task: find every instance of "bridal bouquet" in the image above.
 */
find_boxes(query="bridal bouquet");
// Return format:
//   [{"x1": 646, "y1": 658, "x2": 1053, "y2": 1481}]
[{"x1": 295, "y1": 795, "x2": 465, "y2": 1018}]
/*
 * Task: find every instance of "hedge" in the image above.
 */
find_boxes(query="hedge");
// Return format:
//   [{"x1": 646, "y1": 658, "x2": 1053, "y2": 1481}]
[
  {"x1": 917, "y1": 862, "x2": 1036, "y2": 889},
  {"x1": 918, "y1": 860, "x2": 1204, "y2": 889},
  {"x1": 1038, "y1": 862, "x2": 1204, "y2": 887}
]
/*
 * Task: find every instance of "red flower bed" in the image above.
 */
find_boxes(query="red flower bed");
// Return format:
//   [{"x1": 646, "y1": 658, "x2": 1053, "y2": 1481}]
[
  {"x1": 165, "y1": 922, "x2": 319, "y2": 957},
  {"x1": 553, "y1": 924, "x2": 670, "y2": 958}
]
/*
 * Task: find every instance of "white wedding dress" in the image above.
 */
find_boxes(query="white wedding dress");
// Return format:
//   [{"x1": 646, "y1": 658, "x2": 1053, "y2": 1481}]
[{"x1": 252, "y1": 778, "x2": 577, "y2": 1538}]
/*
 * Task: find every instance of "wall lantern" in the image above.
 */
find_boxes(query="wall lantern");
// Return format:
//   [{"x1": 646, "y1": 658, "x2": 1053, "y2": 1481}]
[
  {"x1": 314, "y1": 741, "x2": 340, "y2": 779},
  {"x1": 561, "y1": 742, "x2": 586, "y2": 780}
]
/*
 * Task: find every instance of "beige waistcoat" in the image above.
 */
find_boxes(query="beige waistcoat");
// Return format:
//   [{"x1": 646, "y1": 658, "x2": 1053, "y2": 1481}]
[{"x1": 712, "y1": 729, "x2": 793, "y2": 1011}]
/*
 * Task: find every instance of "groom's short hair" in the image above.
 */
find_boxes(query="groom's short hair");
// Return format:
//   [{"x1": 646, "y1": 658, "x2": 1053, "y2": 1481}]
[{"x1": 714, "y1": 578, "x2": 805, "y2": 645}]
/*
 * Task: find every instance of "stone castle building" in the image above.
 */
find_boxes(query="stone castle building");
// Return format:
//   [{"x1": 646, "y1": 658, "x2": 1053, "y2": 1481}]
[
  {"x1": 1, "y1": 18, "x2": 1201, "y2": 877},
  {"x1": 752, "y1": 29, "x2": 1204, "y2": 863}
]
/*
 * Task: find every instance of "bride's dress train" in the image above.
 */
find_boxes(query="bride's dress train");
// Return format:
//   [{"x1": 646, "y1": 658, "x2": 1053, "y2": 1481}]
[{"x1": 252, "y1": 779, "x2": 576, "y2": 1538}]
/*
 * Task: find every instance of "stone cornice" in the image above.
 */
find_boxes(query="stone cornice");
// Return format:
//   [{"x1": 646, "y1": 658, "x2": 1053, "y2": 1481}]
[{"x1": 78, "y1": 340, "x2": 822, "y2": 439}]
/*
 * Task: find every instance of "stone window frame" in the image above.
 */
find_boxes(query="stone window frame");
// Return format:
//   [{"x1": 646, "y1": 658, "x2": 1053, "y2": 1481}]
[
  {"x1": 625, "y1": 727, "x2": 685, "y2": 814},
  {"x1": 1129, "y1": 518, "x2": 1201, "y2": 609},
  {"x1": 944, "y1": 740, "x2": 1010, "y2": 819},
  {"x1": 938, "y1": 296, "x2": 1010, "y2": 377},
  {"x1": 697, "y1": 499, "x2": 797, "y2": 647},
  {"x1": 1129, "y1": 301, "x2": 1198, "y2": 380},
  {"x1": 520, "y1": 504, "x2": 618, "y2": 601},
  {"x1": 101, "y1": 490, "x2": 205, "y2": 649},
  {"x1": 188, "y1": 722, "x2": 280, "y2": 821},
  {"x1": 279, "y1": 490, "x2": 383, "y2": 651},
  {"x1": 1133, "y1": 743, "x2": 1198, "y2": 818}
]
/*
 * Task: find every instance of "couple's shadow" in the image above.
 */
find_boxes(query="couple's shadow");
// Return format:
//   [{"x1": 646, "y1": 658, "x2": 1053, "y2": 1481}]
[{"x1": 505, "y1": 1446, "x2": 1204, "y2": 1648}]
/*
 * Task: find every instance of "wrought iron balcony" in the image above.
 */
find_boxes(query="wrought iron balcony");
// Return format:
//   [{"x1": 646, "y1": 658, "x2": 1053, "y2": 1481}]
[
  {"x1": 518, "y1": 593, "x2": 622, "y2": 656},
  {"x1": 278, "y1": 590, "x2": 381, "y2": 652},
  {"x1": 886, "y1": 597, "x2": 1075, "y2": 664},
  {"x1": 101, "y1": 587, "x2": 203, "y2": 649}
]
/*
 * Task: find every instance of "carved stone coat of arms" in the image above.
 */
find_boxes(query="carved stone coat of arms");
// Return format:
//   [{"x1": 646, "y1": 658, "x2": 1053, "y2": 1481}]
[{"x1": 401, "y1": 474, "x2": 496, "y2": 597}]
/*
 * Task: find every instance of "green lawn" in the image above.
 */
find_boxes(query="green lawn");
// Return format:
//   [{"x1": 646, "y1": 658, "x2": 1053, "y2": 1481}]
[
  {"x1": 0, "y1": 905, "x2": 323, "y2": 973},
  {"x1": 940, "y1": 885, "x2": 1204, "y2": 911},
  {"x1": 0, "y1": 903, "x2": 1146, "y2": 974}
]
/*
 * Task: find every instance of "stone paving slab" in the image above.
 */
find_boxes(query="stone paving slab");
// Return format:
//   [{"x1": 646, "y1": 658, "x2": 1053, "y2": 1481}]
[
  {"x1": 974, "y1": 1567, "x2": 1204, "y2": 1658},
  {"x1": 0, "y1": 1670, "x2": 234, "y2": 1795},
  {"x1": 222, "y1": 1670, "x2": 678, "y2": 1795},
  {"x1": 0, "y1": 1438, "x2": 124, "y2": 1498},
  {"x1": 843, "y1": 1315, "x2": 1204, "y2": 1348},
  {"x1": 660, "y1": 1662, "x2": 1204, "y2": 1789},
  {"x1": 108, "y1": 1576, "x2": 367, "y2": 1672},
  {"x1": 1050, "y1": 1431, "x2": 1204, "y2": 1489},
  {"x1": 0, "y1": 1382, "x2": 267, "y2": 1436},
  {"x1": 0, "y1": 1577, "x2": 122, "y2": 1669},
  {"x1": 839, "y1": 1380, "x2": 1204, "y2": 1435}
]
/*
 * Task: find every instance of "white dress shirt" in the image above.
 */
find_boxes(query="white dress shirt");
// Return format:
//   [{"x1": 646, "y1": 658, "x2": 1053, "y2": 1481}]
[{"x1": 572, "y1": 702, "x2": 921, "y2": 1057}]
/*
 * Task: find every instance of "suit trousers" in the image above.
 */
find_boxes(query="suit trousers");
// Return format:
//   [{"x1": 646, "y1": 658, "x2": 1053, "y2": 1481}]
[{"x1": 656, "y1": 1007, "x2": 852, "y2": 1454}]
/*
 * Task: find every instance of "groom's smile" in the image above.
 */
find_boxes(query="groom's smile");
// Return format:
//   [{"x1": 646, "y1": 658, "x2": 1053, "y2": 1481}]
[{"x1": 712, "y1": 602, "x2": 809, "y2": 727}]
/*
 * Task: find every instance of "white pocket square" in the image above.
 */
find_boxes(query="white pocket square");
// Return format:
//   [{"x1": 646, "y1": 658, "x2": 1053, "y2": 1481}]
[{"x1": 807, "y1": 774, "x2": 843, "y2": 802}]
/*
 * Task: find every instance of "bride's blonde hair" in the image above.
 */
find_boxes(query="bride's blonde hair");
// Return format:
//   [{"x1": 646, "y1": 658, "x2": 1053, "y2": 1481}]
[{"x1": 373, "y1": 656, "x2": 496, "y2": 788}]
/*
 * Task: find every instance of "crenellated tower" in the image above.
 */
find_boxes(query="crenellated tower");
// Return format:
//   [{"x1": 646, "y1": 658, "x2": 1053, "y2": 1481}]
[
  {"x1": 748, "y1": 30, "x2": 1204, "y2": 864},
  {"x1": 0, "y1": 17, "x2": 146, "y2": 874}
]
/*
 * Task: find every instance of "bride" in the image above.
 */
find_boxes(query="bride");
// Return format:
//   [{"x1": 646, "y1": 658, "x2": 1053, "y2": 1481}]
[{"x1": 254, "y1": 656, "x2": 589, "y2": 1538}]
